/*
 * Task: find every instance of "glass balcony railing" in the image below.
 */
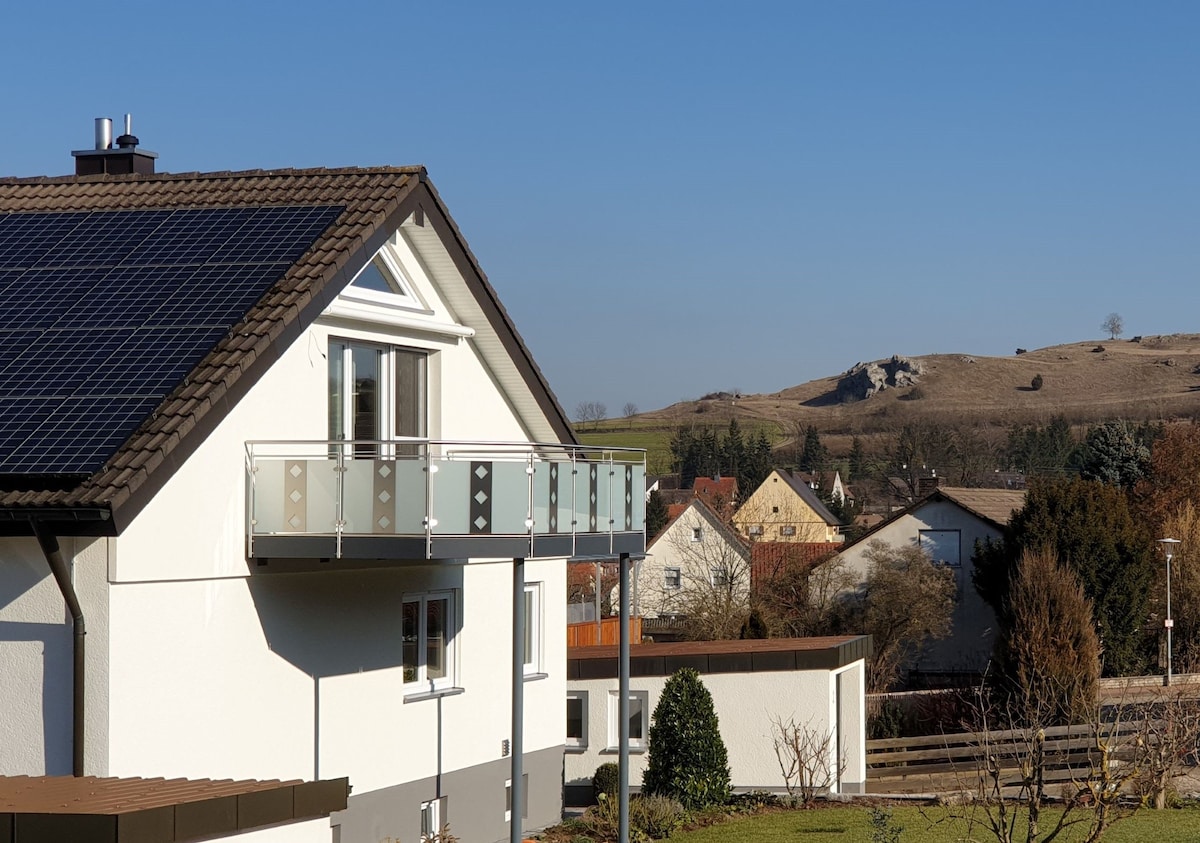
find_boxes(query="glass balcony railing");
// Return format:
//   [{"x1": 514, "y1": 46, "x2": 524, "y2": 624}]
[{"x1": 246, "y1": 440, "x2": 647, "y2": 561}]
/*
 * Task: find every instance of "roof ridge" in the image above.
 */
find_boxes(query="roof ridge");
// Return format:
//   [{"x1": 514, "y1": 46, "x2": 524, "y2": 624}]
[{"x1": 0, "y1": 165, "x2": 427, "y2": 186}]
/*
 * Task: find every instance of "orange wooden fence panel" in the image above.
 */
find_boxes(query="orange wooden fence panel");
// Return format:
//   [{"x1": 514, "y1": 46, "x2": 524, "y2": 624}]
[{"x1": 567, "y1": 617, "x2": 642, "y2": 648}]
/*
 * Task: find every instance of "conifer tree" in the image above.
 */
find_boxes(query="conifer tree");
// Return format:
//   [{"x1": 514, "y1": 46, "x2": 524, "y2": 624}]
[{"x1": 642, "y1": 668, "x2": 730, "y2": 809}]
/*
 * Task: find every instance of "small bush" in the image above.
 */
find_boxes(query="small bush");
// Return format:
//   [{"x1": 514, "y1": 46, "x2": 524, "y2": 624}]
[
  {"x1": 1092, "y1": 345, "x2": 1106, "y2": 353},
  {"x1": 630, "y1": 795, "x2": 685, "y2": 839},
  {"x1": 1016, "y1": 348, "x2": 1027, "y2": 355},
  {"x1": 593, "y1": 762, "x2": 620, "y2": 800},
  {"x1": 868, "y1": 806, "x2": 904, "y2": 843},
  {"x1": 1031, "y1": 373, "x2": 1044, "y2": 391}
]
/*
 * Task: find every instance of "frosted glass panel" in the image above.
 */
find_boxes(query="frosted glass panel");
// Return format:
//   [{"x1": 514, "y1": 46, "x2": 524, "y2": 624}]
[
  {"x1": 252, "y1": 460, "x2": 287, "y2": 533},
  {"x1": 631, "y1": 464, "x2": 646, "y2": 530},
  {"x1": 305, "y1": 459, "x2": 339, "y2": 533},
  {"x1": 490, "y1": 460, "x2": 530, "y2": 534},
  {"x1": 431, "y1": 458, "x2": 470, "y2": 534},
  {"x1": 595, "y1": 463, "x2": 612, "y2": 532},
  {"x1": 341, "y1": 459, "x2": 376, "y2": 534},
  {"x1": 574, "y1": 463, "x2": 593, "y2": 532},
  {"x1": 532, "y1": 462, "x2": 552, "y2": 531},
  {"x1": 393, "y1": 458, "x2": 427, "y2": 534}
]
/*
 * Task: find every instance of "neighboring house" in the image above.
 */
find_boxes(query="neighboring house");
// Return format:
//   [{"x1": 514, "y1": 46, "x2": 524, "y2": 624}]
[
  {"x1": 0, "y1": 126, "x2": 645, "y2": 842},
  {"x1": 564, "y1": 637, "x2": 871, "y2": 803},
  {"x1": 633, "y1": 499, "x2": 750, "y2": 620},
  {"x1": 691, "y1": 475, "x2": 738, "y2": 519},
  {"x1": 794, "y1": 470, "x2": 850, "y2": 507},
  {"x1": 826, "y1": 487, "x2": 1025, "y2": 679},
  {"x1": 733, "y1": 470, "x2": 845, "y2": 544}
]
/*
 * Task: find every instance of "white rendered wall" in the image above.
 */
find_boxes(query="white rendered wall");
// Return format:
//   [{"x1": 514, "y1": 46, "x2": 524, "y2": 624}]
[
  {"x1": 833, "y1": 501, "x2": 1000, "y2": 673},
  {"x1": 104, "y1": 243, "x2": 568, "y2": 794},
  {"x1": 230, "y1": 817, "x2": 331, "y2": 842},
  {"x1": 565, "y1": 661, "x2": 867, "y2": 794}
]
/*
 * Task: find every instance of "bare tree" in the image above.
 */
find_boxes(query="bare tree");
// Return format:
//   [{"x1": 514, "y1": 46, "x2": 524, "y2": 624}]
[
  {"x1": 574, "y1": 400, "x2": 608, "y2": 431},
  {"x1": 756, "y1": 551, "x2": 852, "y2": 637},
  {"x1": 771, "y1": 714, "x2": 844, "y2": 805},
  {"x1": 858, "y1": 540, "x2": 956, "y2": 692},
  {"x1": 622, "y1": 402, "x2": 638, "y2": 419},
  {"x1": 1102, "y1": 312, "x2": 1124, "y2": 340}
]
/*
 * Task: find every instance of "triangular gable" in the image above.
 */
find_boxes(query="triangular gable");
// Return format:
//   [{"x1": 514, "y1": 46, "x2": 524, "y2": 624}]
[{"x1": 0, "y1": 168, "x2": 576, "y2": 532}]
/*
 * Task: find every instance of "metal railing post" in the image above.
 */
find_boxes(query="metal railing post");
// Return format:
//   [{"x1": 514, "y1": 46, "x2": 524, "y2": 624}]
[
  {"x1": 334, "y1": 448, "x2": 345, "y2": 559},
  {"x1": 425, "y1": 444, "x2": 434, "y2": 559}
]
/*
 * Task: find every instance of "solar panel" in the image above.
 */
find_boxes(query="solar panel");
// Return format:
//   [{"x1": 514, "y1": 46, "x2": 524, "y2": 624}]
[{"x1": 0, "y1": 204, "x2": 343, "y2": 475}]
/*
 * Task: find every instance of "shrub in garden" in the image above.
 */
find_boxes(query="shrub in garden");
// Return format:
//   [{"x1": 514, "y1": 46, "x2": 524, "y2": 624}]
[
  {"x1": 1031, "y1": 373, "x2": 1044, "y2": 391},
  {"x1": 642, "y1": 668, "x2": 731, "y2": 809},
  {"x1": 592, "y1": 762, "x2": 619, "y2": 800}
]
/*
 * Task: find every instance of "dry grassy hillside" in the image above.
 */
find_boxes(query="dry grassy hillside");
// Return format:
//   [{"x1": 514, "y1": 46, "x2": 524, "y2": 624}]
[{"x1": 634, "y1": 334, "x2": 1200, "y2": 445}]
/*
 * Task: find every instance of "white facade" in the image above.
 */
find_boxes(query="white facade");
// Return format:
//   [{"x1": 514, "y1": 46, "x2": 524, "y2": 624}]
[
  {"x1": 564, "y1": 644, "x2": 868, "y2": 799},
  {"x1": 634, "y1": 500, "x2": 750, "y2": 620},
  {"x1": 831, "y1": 498, "x2": 1004, "y2": 675},
  {"x1": 0, "y1": 215, "x2": 579, "y2": 841}
]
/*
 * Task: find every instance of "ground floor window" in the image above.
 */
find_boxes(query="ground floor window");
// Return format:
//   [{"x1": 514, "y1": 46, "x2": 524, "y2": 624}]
[
  {"x1": 608, "y1": 689, "x2": 649, "y2": 750},
  {"x1": 420, "y1": 797, "x2": 446, "y2": 842},
  {"x1": 504, "y1": 775, "x2": 529, "y2": 823},
  {"x1": 524, "y1": 582, "x2": 543, "y2": 675},
  {"x1": 403, "y1": 591, "x2": 455, "y2": 691},
  {"x1": 567, "y1": 692, "x2": 588, "y2": 749}
]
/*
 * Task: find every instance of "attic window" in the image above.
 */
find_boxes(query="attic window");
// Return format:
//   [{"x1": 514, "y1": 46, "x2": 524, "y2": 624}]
[{"x1": 343, "y1": 249, "x2": 424, "y2": 310}]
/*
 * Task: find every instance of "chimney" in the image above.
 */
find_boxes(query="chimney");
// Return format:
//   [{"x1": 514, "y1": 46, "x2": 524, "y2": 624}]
[{"x1": 71, "y1": 114, "x2": 158, "y2": 176}]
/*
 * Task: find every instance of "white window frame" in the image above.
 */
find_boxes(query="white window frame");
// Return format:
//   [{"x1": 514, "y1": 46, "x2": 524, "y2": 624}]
[
  {"x1": 607, "y1": 689, "x2": 649, "y2": 751},
  {"x1": 919, "y1": 529, "x2": 963, "y2": 568},
  {"x1": 663, "y1": 567, "x2": 681, "y2": 589},
  {"x1": 691, "y1": 526, "x2": 703, "y2": 542},
  {"x1": 710, "y1": 566, "x2": 730, "y2": 587},
  {"x1": 747, "y1": 524, "x2": 764, "y2": 536},
  {"x1": 329, "y1": 338, "x2": 428, "y2": 456},
  {"x1": 566, "y1": 691, "x2": 588, "y2": 750},
  {"x1": 402, "y1": 590, "x2": 456, "y2": 693},
  {"x1": 342, "y1": 247, "x2": 429, "y2": 313},
  {"x1": 779, "y1": 525, "x2": 797, "y2": 537},
  {"x1": 523, "y1": 582, "x2": 544, "y2": 676},
  {"x1": 419, "y1": 797, "x2": 445, "y2": 842},
  {"x1": 504, "y1": 775, "x2": 529, "y2": 823}
]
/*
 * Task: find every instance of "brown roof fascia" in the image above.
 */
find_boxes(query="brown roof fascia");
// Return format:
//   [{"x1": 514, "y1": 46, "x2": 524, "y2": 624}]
[
  {"x1": 419, "y1": 179, "x2": 577, "y2": 445},
  {"x1": 105, "y1": 180, "x2": 425, "y2": 534},
  {"x1": 0, "y1": 775, "x2": 349, "y2": 843}
]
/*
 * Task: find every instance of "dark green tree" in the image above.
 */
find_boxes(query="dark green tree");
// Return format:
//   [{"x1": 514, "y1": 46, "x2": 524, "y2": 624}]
[
  {"x1": 848, "y1": 436, "x2": 866, "y2": 481},
  {"x1": 645, "y1": 489, "x2": 669, "y2": 541},
  {"x1": 1003, "y1": 415, "x2": 1078, "y2": 476},
  {"x1": 974, "y1": 477, "x2": 1156, "y2": 676},
  {"x1": 740, "y1": 429, "x2": 773, "y2": 495},
  {"x1": 799, "y1": 425, "x2": 828, "y2": 473},
  {"x1": 642, "y1": 668, "x2": 731, "y2": 809},
  {"x1": 1079, "y1": 420, "x2": 1150, "y2": 488}
]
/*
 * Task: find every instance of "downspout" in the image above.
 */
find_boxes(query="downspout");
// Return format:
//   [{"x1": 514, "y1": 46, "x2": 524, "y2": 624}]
[{"x1": 31, "y1": 521, "x2": 86, "y2": 777}]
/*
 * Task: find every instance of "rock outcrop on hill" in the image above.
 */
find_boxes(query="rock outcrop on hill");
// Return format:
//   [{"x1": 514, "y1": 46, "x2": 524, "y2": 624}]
[{"x1": 836, "y1": 355, "x2": 925, "y2": 403}]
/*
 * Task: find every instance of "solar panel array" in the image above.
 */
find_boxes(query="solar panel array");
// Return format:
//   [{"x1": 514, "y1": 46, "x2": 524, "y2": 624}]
[{"x1": 0, "y1": 204, "x2": 343, "y2": 476}]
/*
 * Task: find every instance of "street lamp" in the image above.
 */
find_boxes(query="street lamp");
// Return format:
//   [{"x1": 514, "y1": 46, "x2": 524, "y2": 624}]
[{"x1": 1159, "y1": 538, "x2": 1182, "y2": 687}]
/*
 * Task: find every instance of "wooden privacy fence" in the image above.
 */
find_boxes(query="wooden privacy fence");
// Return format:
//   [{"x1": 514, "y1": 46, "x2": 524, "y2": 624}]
[
  {"x1": 867, "y1": 721, "x2": 1147, "y2": 792},
  {"x1": 567, "y1": 617, "x2": 642, "y2": 648}
]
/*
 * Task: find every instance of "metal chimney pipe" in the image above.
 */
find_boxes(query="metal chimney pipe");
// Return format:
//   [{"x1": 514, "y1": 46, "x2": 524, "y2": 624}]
[
  {"x1": 123, "y1": 113, "x2": 132, "y2": 136},
  {"x1": 94, "y1": 118, "x2": 112, "y2": 151}
]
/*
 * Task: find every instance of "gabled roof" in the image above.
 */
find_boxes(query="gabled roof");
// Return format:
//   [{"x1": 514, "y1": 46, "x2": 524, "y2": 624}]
[
  {"x1": 647, "y1": 497, "x2": 749, "y2": 559},
  {"x1": 831, "y1": 486, "x2": 1026, "y2": 558},
  {"x1": 0, "y1": 167, "x2": 574, "y2": 530},
  {"x1": 775, "y1": 469, "x2": 841, "y2": 525},
  {"x1": 692, "y1": 475, "x2": 738, "y2": 500}
]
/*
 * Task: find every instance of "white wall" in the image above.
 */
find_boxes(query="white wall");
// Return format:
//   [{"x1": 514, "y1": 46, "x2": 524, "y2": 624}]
[
  {"x1": 565, "y1": 661, "x2": 866, "y2": 794},
  {"x1": 834, "y1": 500, "x2": 1000, "y2": 674},
  {"x1": 636, "y1": 506, "x2": 749, "y2": 619}
]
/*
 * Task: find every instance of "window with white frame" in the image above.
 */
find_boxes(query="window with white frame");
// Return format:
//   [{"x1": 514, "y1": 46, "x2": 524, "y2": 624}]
[
  {"x1": 663, "y1": 567, "x2": 681, "y2": 589},
  {"x1": 747, "y1": 524, "x2": 764, "y2": 536},
  {"x1": 566, "y1": 692, "x2": 588, "y2": 749},
  {"x1": 691, "y1": 526, "x2": 703, "y2": 542},
  {"x1": 779, "y1": 525, "x2": 797, "y2": 537},
  {"x1": 524, "y1": 582, "x2": 543, "y2": 675},
  {"x1": 710, "y1": 566, "x2": 730, "y2": 587},
  {"x1": 328, "y1": 339, "x2": 427, "y2": 454},
  {"x1": 608, "y1": 690, "x2": 649, "y2": 750},
  {"x1": 345, "y1": 249, "x2": 423, "y2": 308},
  {"x1": 403, "y1": 592, "x2": 455, "y2": 692},
  {"x1": 419, "y1": 797, "x2": 445, "y2": 842},
  {"x1": 504, "y1": 775, "x2": 529, "y2": 822},
  {"x1": 919, "y1": 529, "x2": 962, "y2": 568}
]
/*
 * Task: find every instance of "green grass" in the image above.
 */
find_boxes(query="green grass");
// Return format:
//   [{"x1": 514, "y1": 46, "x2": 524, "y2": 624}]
[{"x1": 668, "y1": 805, "x2": 1200, "y2": 843}]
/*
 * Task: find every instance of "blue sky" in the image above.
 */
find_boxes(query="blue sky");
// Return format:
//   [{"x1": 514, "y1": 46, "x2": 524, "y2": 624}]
[{"x1": 4, "y1": 2, "x2": 1198, "y2": 418}]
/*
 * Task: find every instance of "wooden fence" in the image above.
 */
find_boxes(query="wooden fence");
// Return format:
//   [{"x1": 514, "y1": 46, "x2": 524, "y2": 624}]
[
  {"x1": 567, "y1": 617, "x2": 643, "y2": 648},
  {"x1": 866, "y1": 721, "x2": 1146, "y2": 792}
]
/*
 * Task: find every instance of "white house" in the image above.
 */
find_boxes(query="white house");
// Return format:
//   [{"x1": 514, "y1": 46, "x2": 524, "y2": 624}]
[
  {"x1": 633, "y1": 499, "x2": 750, "y2": 621},
  {"x1": 827, "y1": 487, "x2": 1024, "y2": 679},
  {"x1": 0, "y1": 125, "x2": 645, "y2": 843},
  {"x1": 564, "y1": 637, "x2": 870, "y2": 803}
]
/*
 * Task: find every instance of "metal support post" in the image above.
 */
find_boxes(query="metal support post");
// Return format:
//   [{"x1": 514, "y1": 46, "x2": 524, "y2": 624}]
[
  {"x1": 511, "y1": 557, "x2": 526, "y2": 843},
  {"x1": 618, "y1": 551, "x2": 631, "y2": 843}
]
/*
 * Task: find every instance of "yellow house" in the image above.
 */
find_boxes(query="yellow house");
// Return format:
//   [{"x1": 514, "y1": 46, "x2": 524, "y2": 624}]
[{"x1": 733, "y1": 469, "x2": 845, "y2": 543}]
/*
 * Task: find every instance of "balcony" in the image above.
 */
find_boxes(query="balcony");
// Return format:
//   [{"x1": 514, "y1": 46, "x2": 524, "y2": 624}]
[{"x1": 246, "y1": 440, "x2": 647, "y2": 562}]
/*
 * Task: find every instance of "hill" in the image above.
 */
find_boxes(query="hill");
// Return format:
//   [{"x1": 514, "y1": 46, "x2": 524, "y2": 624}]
[{"x1": 580, "y1": 334, "x2": 1200, "y2": 471}]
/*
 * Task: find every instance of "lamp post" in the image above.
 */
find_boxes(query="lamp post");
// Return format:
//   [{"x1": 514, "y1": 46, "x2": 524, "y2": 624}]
[{"x1": 1159, "y1": 538, "x2": 1182, "y2": 687}]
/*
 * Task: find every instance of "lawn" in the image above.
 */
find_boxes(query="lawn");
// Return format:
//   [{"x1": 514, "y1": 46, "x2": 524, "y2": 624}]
[{"x1": 668, "y1": 804, "x2": 1200, "y2": 843}]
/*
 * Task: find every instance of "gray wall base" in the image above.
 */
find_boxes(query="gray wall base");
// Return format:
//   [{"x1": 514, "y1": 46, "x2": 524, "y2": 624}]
[{"x1": 332, "y1": 745, "x2": 563, "y2": 843}]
